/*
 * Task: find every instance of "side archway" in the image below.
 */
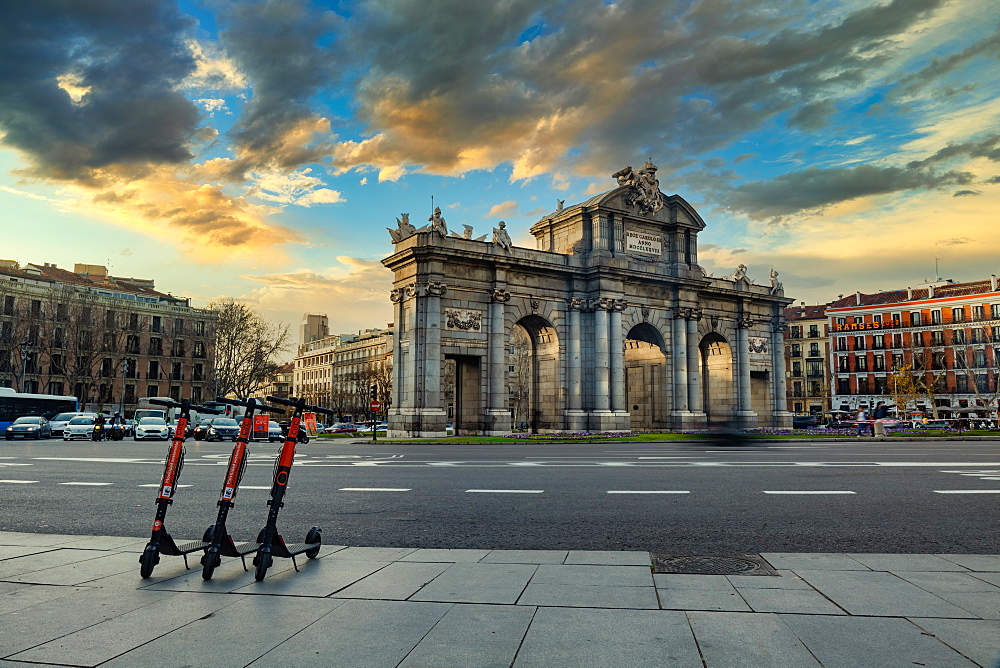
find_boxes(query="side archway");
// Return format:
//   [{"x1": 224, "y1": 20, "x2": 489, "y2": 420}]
[
  {"x1": 513, "y1": 314, "x2": 562, "y2": 432},
  {"x1": 700, "y1": 333, "x2": 735, "y2": 425}
]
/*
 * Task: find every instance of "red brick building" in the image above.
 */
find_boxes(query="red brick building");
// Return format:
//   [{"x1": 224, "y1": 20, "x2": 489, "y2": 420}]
[
  {"x1": 784, "y1": 303, "x2": 829, "y2": 415},
  {"x1": 827, "y1": 276, "x2": 1000, "y2": 419}
]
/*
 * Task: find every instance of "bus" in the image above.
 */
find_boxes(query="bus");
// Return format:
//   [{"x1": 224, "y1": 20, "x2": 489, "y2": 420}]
[{"x1": 0, "y1": 387, "x2": 79, "y2": 431}]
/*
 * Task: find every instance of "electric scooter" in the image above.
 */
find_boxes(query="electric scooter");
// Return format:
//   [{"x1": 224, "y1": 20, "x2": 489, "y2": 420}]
[
  {"x1": 139, "y1": 398, "x2": 221, "y2": 578},
  {"x1": 251, "y1": 396, "x2": 335, "y2": 580},
  {"x1": 200, "y1": 396, "x2": 283, "y2": 580}
]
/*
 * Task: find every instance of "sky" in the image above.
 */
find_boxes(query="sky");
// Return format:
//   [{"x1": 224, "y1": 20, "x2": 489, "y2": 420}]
[{"x1": 2, "y1": 0, "x2": 999, "y2": 359}]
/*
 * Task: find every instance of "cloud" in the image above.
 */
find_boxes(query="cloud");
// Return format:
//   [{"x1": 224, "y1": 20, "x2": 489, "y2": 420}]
[
  {"x1": 938, "y1": 237, "x2": 973, "y2": 246},
  {"x1": 248, "y1": 168, "x2": 344, "y2": 206},
  {"x1": 487, "y1": 200, "x2": 518, "y2": 217},
  {"x1": 953, "y1": 189, "x2": 980, "y2": 197}
]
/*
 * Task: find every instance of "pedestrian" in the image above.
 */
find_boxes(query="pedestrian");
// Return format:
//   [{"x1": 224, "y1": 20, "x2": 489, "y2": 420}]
[{"x1": 855, "y1": 406, "x2": 868, "y2": 437}]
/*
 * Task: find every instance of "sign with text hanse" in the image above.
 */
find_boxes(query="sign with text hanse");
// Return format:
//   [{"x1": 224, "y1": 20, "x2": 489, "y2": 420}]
[{"x1": 626, "y1": 231, "x2": 661, "y2": 255}]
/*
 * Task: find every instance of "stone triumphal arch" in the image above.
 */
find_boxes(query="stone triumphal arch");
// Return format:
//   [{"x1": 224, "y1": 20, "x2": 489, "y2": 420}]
[{"x1": 383, "y1": 160, "x2": 792, "y2": 437}]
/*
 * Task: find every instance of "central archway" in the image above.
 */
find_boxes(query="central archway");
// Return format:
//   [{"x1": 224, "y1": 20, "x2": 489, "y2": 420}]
[
  {"x1": 700, "y1": 333, "x2": 735, "y2": 425},
  {"x1": 625, "y1": 323, "x2": 668, "y2": 431},
  {"x1": 514, "y1": 314, "x2": 561, "y2": 432}
]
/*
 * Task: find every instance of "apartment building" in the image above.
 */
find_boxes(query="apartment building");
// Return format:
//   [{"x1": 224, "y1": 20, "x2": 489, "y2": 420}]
[{"x1": 784, "y1": 303, "x2": 829, "y2": 415}]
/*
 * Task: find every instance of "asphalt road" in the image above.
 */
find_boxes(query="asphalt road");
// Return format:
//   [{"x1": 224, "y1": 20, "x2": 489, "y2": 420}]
[{"x1": 1, "y1": 436, "x2": 998, "y2": 553}]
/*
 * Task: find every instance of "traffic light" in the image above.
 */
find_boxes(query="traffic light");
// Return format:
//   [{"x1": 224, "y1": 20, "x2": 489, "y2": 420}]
[{"x1": 370, "y1": 384, "x2": 377, "y2": 400}]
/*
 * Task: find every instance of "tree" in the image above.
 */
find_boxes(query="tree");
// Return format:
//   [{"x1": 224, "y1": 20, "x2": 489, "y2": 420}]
[
  {"x1": 952, "y1": 340, "x2": 1000, "y2": 416},
  {"x1": 889, "y1": 363, "x2": 922, "y2": 419},
  {"x1": 211, "y1": 299, "x2": 289, "y2": 399},
  {"x1": 509, "y1": 326, "x2": 531, "y2": 428}
]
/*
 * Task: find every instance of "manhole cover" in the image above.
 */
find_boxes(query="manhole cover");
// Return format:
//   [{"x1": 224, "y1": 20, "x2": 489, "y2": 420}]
[{"x1": 650, "y1": 553, "x2": 778, "y2": 576}]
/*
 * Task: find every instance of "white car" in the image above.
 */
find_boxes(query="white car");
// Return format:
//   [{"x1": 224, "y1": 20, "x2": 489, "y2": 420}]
[
  {"x1": 63, "y1": 415, "x2": 97, "y2": 440},
  {"x1": 134, "y1": 417, "x2": 171, "y2": 441},
  {"x1": 50, "y1": 412, "x2": 94, "y2": 437}
]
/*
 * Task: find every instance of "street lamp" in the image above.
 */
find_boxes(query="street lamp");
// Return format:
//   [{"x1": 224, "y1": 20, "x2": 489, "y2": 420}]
[
  {"x1": 119, "y1": 358, "x2": 131, "y2": 416},
  {"x1": 18, "y1": 341, "x2": 31, "y2": 392}
]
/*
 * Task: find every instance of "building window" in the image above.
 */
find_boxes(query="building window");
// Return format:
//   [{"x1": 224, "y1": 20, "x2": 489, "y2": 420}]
[
  {"x1": 837, "y1": 318, "x2": 846, "y2": 326},
  {"x1": 872, "y1": 355, "x2": 885, "y2": 371},
  {"x1": 172, "y1": 362, "x2": 183, "y2": 381},
  {"x1": 837, "y1": 378, "x2": 851, "y2": 394},
  {"x1": 930, "y1": 331, "x2": 945, "y2": 346},
  {"x1": 789, "y1": 325, "x2": 801, "y2": 338},
  {"x1": 151, "y1": 316, "x2": 162, "y2": 333},
  {"x1": 856, "y1": 355, "x2": 868, "y2": 371},
  {"x1": 191, "y1": 387, "x2": 202, "y2": 403},
  {"x1": 31, "y1": 299, "x2": 41, "y2": 317},
  {"x1": 892, "y1": 354, "x2": 903, "y2": 369},
  {"x1": 857, "y1": 377, "x2": 870, "y2": 394},
  {"x1": 793, "y1": 402, "x2": 803, "y2": 412},
  {"x1": 973, "y1": 305, "x2": 983, "y2": 320},
  {"x1": 806, "y1": 361, "x2": 823, "y2": 377},
  {"x1": 792, "y1": 381, "x2": 803, "y2": 398},
  {"x1": 952, "y1": 308, "x2": 965, "y2": 323},
  {"x1": 2, "y1": 295, "x2": 13, "y2": 315},
  {"x1": 195, "y1": 320, "x2": 205, "y2": 336},
  {"x1": 792, "y1": 361, "x2": 802, "y2": 376},
  {"x1": 808, "y1": 343, "x2": 820, "y2": 356},
  {"x1": 874, "y1": 377, "x2": 888, "y2": 394},
  {"x1": 911, "y1": 311, "x2": 922, "y2": 326},
  {"x1": 854, "y1": 336, "x2": 866, "y2": 350},
  {"x1": 872, "y1": 335, "x2": 884, "y2": 349},
  {"x1": 193, "y1": 341, "x2": 205, "y2": 358},
  {"x1": 838, "y1": 356, "x2": 850, "y2": 372},
  {"x1": 972, "y1": 328, "x2": 985, "y2": 343},
  {"x1": 170, "y1": 386, "x2": 181, "y2": 401},
  {"x1": 873, "y1": 314, "x2": 882, "y2": 324},
  {"x1": 932, "y1": 352, "x2": 946, "y2": 370},
  {"x1": 174, "y1": 318, "x2": 185, "y2": 335},
  {"x1": 992, "y1": 304, "x2": 1000, "y2": 319},
  {"x1": 931, "y1": 310, "x2": 941, "y2": 324},
  {"x1": 148, "y1": 360, "x2": 160, "y2": 379},
  {"x1": 952, "y1": 329, "x2": 966, "y2": 344},
  {"x1": 790, "y1": 344, "x2": 801, "y2": 357},
  {"x1": 892, "y1": 333, "x2": 902, "y2": 348},
  {"x1": 808, "y1": 325, "x2": 819, "y2": 337},
  {"x1": 147, "y1": 385, "x2": 159, "y2": 397},
  {"x1": 974, "y1": 350, "x2": 987, "y2": 368},
  {"x1": 957, "y1": 375, "x2": 969, "y2": 393},
  {"x1": 837, "y1": 337, "x2": 848, "y2": 351}
]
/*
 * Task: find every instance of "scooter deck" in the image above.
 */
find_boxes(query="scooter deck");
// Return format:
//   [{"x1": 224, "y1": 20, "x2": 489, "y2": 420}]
[
  {"x1": 270, "y1": 536, "x2": 320, "y2": 558},
  {"x1": 155, "y1": 531, "x2": 210, "y2": 556},
  {"x1": 218, "y1": 538, "x2": 259, "y2": 558}
]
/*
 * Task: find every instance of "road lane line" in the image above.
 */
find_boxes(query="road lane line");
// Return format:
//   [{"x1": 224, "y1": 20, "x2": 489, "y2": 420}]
[
  {"x1": 933, "y1": 490, "x2": 1000, "y2": 494},
  {"x1": 607, "y1": 490, "x2": 690, "y2": 494},
  {"x1": 763, "y1": 491, "x2": 856, "y2": 495},
  {"x1": 339, "y1": 487, "x2": 411, "y2": 492},
  {"x1": 465, "y1": 489, "x2": 543, "y2": 493},
  {"x1": 0, "y1": 480, "x2": 37, "y2": 484},
  {"x1": 59, "y1": 482, "x2": 113, "y2": 486}
]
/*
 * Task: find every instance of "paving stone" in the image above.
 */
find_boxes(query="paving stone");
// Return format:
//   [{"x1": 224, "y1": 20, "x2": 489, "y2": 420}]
[
  {"x1": 847, "y1": 553, "x2": 972, "y2": 572},
  {"x1": 894, "y1": 571, "x2": 1000, "y2": 594},
  {"x1": 793, "y1": 570, "x2": 979, "y2": 618},
  {"x1": 0, "y1": 545, "x2": 56, "y2": 561},
  {"x1": 514, "y1": 607, "x2": 701, "y2": 667},
  {"x1": 565, "y1": 550, "x2": 650, "y2": 566},
  {"x1": 0, "y1": 584, "x2": 88, "y2": 615},
  {"x1": 0, "y1": 548, "x2": 110, "y2": 579},
  {"x1": 325, "y1": 546, "x2": 417, "y2": 562},
  {"x1": 727, "y1": 570, "x2": 813, "y2": 589},
  {"x1": 0, "y1": 531, "x2": 67, "y2": 547},
  {"x1": 398, "y1": 603, "x2": 534, "y2": 668},
  {"x1": 232, "y1": 557, "x2": 389, "y2": 597},
  {"x1": 781, "y1": 614, "x2": 977, "y2": 668},
  {"x1": 658, "y1": 585, "x2": 751, "y2": 612},
  {"x1": 909, "y1": 617, "x2": 1000, "y2": 667},
  {"x1": 53, "y1": 536, "x2": 148, "y2": 551},
  {"x1": 930, "y1": 590, "x2": 1000, "y2": 619},
  {"x1": 482, "y1": 549, "x2": 568, "y2": 564},
  {"x1": 101, "y1": 596, "x2": 346, "y2": 668},
  {"x1": 738, "y1": 587, "x2": 846, "y2": 615},
  {"x1": 937, "y1": 555, "x2": 1000, "y2": 572},
  {"x1": 399, "y1": 548, "x2": 490, "y2": 562},
  {"x1": 0, "y1": 585, "x2": 172, "y2": 656},
  {"x1": 532, "y1": 564, "x2": 653, "y2": 587},
  {"x1": 247, "y1": 599, "x2": 450, "y2": 668},
  {"x1": 5, "y1": 551, "x2": 141, "y2": 585},
  {"x1": 653, "y1": 573, "x2": 741, "y2": 590},
  {"x1": 10, "y1": 591, "x2": 237, "y2": 667},
  {"x1": 970, "y1": 571, "x2": 1000, "y2": 587},
  {"x1": 518, "y1": 583, "x2": 659, "y2": 609},
  {"x1": 410, "y1": 562, "x2": 536, "y2": 604},
  {"x1": 688, "y1": 611, "x2": 821, "y2": 667},
  {"x1": 333, "y1": 561, "x2": 450, "y2": 600},
  {"x1": 761, "y1": 553, "x2": 868, "y2": 571},
  {"x1": 143, "y1": 553, "x2": 295, "y2": 593}
]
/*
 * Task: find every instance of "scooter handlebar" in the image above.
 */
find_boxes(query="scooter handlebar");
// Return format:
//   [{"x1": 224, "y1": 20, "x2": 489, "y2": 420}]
[
  {"x1": 149, "y1": 398, "x2": 183, "y2": 408},
  {"x1": 193, "y1": 405, "x2": 222, "y2": 415},
  {"x1": 265, "y1": 396, "x2": 337, "y2": 416},
  {"x1": 213, "y1": 396, "x2": 283, "y2": 414}
]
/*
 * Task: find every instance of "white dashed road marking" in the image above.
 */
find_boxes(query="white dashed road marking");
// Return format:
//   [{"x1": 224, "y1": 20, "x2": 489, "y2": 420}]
[
  {"x1": 934, "y1": 490, "x2": 1000, "y2": 494},
  {"x1": 0, "y1": 480, "x2": 37, "y2": 484},
  {"x1": 763, "y1": 490, "x2": 856, "y2": 495},
  {"x1": 465, "y1": 489, "x2": 544, "y2": 493},
  {"x1": 59, "y1": 482, "x2": 113, "y2": 486},
  {"x1": 339, "y1": 487, "x2": 411, "y2": 492},
  {"x1": 607, "y1": 490, "x2": 690, "y2": 494}
]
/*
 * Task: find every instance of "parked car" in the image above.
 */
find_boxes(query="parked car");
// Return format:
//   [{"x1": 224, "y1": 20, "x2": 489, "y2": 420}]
[
  {"x1": 5, "y1": 416, "x2": 52, "y2": 440},
  {"x1": 826, "y1": 419, "x2": 857, "y2": 429},
  {"x1": 198, "y1": 417, "x2": 241, "y2": 441},
  {"x1": 49, "y1": 412, "x2": 92, "y2": 437},
  {"x1": 134, "y1": 417, "x2": 171, "y2": 441},
  {"x1": 328, "y1": 423, "x2": 357, "y2": 433},
  {"x1": 63, "y1": 415, "x2": 97, "y2": 441},
  {"x1": 916, "y1": 419, "x2": 953, "y2": 429}
]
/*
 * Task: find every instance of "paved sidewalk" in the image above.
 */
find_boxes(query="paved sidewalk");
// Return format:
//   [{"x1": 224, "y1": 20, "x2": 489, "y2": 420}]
[{"x1": 0, "y1": 532, "x2": 997, "y2": 667}]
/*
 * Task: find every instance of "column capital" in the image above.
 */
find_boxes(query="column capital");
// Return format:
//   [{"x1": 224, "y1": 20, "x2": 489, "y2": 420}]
[
  {"x1": 737, "y1": 315, "x2": 754, "y2": 329},
  {"x1": 611, "y1": 298, "x2": 628, "y2": 312},
  {"x1": 423, "y1": 280, "x2": 448, "y2": 297},
  {"x1": 771, "y1": 318, "x2": 788, "y2": 333},
  {"x1": 590, "y1": 296, "x2": 615, "y2": 312},
  {"x1": 567, "y1": 297, "x2": 587, "y2": 311},
  {"x1": 490, "y1": 288, "x2": 511, "y2": 303}
]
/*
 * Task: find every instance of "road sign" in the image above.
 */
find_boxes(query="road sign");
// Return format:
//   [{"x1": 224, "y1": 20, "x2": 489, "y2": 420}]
[{"x1": 369, "y1": 400, "x2": 381, "y2": 411}]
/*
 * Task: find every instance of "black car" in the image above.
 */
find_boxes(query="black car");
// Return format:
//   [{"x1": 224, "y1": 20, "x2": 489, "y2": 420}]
[
  {"x1": 195, "y1": 417, "x2": 241, "y2": 441},
  {"x1": 5, "y1": 416, "x2": 52, "y2": 440},
  {"x1": 792, "y1": 414, "x2": 823, "y2": 429}
]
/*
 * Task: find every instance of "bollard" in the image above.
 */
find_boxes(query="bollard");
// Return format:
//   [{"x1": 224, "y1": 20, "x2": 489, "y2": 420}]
[{"x1": 873, "y1": 419, "x2": 886, "y2": 437}]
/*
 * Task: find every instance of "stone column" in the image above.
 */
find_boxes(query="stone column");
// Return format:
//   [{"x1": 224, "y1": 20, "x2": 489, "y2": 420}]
[
  {"x1": 417, "y1": 281, "x2": 448, "y2": 436},
  {"x1": 736, "y1": 314, "x2": 755, "y2": 426},
  {"x1": 686, "y1": 309, "x2": 704, "y2": 417},
  {"x1": 770, "y1": 311, "x2": 792, "y2": 429},
  {"x1": 389, "y1": 288, "x2": 405, "y2": 420},
  {"x1": 566, "y1": 298, "x2": 586, "y2": 430},
  {"x1": 486, "y1": 288, "x2": 512, "y2": 434},
  {"x1": 610, "y1": 299, "x2": 626, "y2": 414},
  {"x1": 593, "y1": 298, "x2": 611, "y2": 413},
  {"x1": 671, "y1": 308, "x2": 690, "y2": 417}
]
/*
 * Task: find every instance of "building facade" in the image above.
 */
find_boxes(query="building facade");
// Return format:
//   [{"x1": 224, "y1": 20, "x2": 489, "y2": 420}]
[
  {"x1": 784, "y1": 303, "x2": 830, "y2": 414},
  {"x1": 0, "y1": 261, "x2": 217, "y2": 412},
  {"x1": 827, "y1": 277, "x2": 1000, "y2": 418}
]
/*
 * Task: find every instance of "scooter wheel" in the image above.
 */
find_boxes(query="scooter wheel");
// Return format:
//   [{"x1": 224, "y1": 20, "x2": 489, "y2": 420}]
[
  {"x1": 139, "y1": 546, "x2": 159, "y2": 578},
  {"x1": 202, "y1": 546, "x2": 221, "y2": 580},
  {"x1": 254, "y1": 546, "x2": 272, "y2": 581},
  {"x1": 305, "y1": 527, "x2": 322, "y2": 558}
]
